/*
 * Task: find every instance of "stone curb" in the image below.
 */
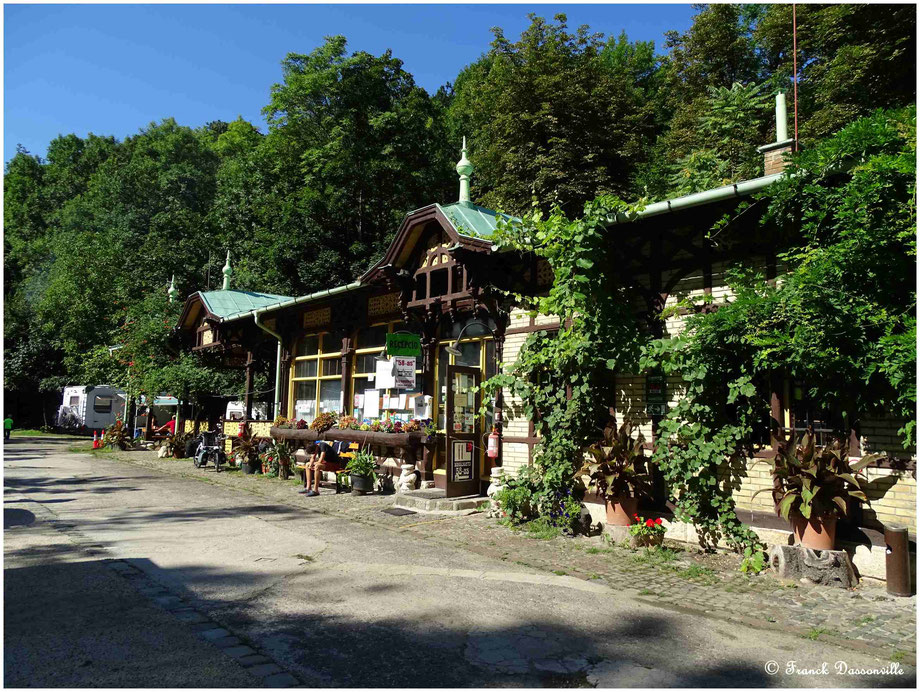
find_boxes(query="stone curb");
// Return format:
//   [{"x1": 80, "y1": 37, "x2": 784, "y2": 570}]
[{"x1": 41, "y1": 516, "x2": 304, "y2": 688}]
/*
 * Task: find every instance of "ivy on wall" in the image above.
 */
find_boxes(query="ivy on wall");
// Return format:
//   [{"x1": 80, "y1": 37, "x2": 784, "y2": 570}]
[
  {"x1": 485, "y1": 107, "x2": 915, "y2": 555},
  {"x1": 482, "y1": 196, "x2": 646, "y2": 503},
  {"x1": 641, "y1": 106, "x2": 916, "y2": 549}
]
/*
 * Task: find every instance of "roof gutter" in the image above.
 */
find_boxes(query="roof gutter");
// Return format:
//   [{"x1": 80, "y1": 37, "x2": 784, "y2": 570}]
[
  {"x1": 228, "y1": 281, "x2": 364, "y2": 324},
  {"x1": 607, "y1": 172, "x2": 783, "y2": 225},
  {"x1": 245, "y1": 281, "x2": 362, "y2": 419}
]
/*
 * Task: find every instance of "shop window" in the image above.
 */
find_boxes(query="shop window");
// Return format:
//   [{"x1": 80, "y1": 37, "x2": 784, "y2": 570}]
[
  {"x1": 356, "y1": 324, "x2": 388, "y2": 350},
  {"x1": 296, "y1": 335, "x2": 320, "y2": 357},
  {"x1": 294, "y1": 360, "x2": 318, "y2": 378},
  {"x1": 290, "y1": 332, "x2": 343, "y2": 421},
  {"x1": 322, "y1": 359, "x2": 343, "y2": 377},
  {"x1": 93, "y1": 396, "x2": 113, "y2": 414},
  {"x1": 351, "y1": 321, "x2": 423, "y2": 422}
]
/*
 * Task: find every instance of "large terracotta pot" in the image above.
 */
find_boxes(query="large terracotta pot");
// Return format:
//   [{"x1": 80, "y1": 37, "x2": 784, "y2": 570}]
[
  {"x1": 790, "y1": 512, "x2": 837, "y2": 550},
  {"x1": 605, "y1": 496, "x2": 639, "y2": 526}
]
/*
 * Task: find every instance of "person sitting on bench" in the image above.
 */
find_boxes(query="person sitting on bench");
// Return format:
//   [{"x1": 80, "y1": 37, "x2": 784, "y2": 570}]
[{"x1": 299, "y1": 440, "x2": 342, "y2": 496}]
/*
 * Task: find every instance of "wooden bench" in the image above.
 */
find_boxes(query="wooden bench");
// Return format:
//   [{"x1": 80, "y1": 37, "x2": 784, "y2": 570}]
[{"x1": 294, "y1": 442, "x2": 359, "y2": 494}]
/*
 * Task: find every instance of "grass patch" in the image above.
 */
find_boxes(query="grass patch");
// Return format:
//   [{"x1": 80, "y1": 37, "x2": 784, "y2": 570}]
[
  {"x1": 638, "y1": 588, "x2": 655, "y2": 596},
  {"x1": 552, "y1": 570, "x2": 567, "y2": 576},
  {"x1": 632, "y1": 546, "x2": 681, "y2": 566},
  {"x1": 523, "y1": 518, "x2": 562, "y2": 540},
  {"x1": 853, "y1": 615, "x2": 875, "y2": 626},
  {"x1": 585, "y1": 546, "x2": 614, "y2": 555},
  {"x1": 804, "y1": 627, "x2": 830, "y2": 641},
  {"x1": 294, "y1": 553, "x2": 314, "y2": 562},
  {"x1": 588, "y1": 573, "x2": 601, "y2": 580},
  {"x1": 11, "y1": 429, "x2": 65, "y2": 436},
  {"x1": 675, "y1": 564, "x2": 718, "y2": 584},
  {"x1": 891, "y1": 650, "x2": 906, "y2": 663}
]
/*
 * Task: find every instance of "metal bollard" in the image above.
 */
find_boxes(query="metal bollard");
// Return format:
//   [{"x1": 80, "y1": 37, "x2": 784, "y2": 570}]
[{"x1": 884, "y1": 524, "x2": 912, "y2": 597}]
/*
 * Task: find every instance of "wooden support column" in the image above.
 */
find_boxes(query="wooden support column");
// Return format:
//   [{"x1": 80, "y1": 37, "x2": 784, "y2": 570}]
[
  {"x1": 244, "y1": 351, "x2": 254, "y2": 421},
  {"x1": 340, "y1": 336, "x2": 353, "y2": 416}
]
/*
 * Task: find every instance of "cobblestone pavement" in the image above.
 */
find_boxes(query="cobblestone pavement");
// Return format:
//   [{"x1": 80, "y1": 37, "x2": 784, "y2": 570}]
[{"x1": 82, "y1": 441, "x2": 916, "y2": 664}]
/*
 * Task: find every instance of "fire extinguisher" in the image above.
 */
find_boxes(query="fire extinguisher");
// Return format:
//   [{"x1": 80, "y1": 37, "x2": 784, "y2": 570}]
[{"x1": 487, "y1": 426, "x2": 500, "y2": 459}]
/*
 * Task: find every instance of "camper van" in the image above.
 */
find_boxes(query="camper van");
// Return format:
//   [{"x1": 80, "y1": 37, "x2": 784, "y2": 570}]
[
  {"x1": 57, "y1": 386, "x2": 127, "y2": 432},
  {"x1": 225, "y1": 401, "x2": 268, "y2": 421}
]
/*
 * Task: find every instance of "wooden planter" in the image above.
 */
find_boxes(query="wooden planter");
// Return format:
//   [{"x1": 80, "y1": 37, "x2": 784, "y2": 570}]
[{"x1": 269, "y1": 427, "x2": 427, "y2": 447}]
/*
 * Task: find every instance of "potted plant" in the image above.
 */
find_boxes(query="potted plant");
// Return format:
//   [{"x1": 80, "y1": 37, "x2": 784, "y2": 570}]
[
  {"x1": 345, "y1": 448, "x2": 377, "y2": 495},
  {"x1": 628, "y1": 514, "x2": 666, "y2": 548},
  {"x1": 234, "y1": 424, "x2": 261, "y2": 474},
  {"x1": 171, "y1": 432, "x2": 191, "y2": 459},
  {"x1": 102, "y1": 421, "x2": 130, "y2": 451},
  {"x1": 757, "y1": 430, "x2": 877, "y2": 550},
  {"x1": 310, "y1": 411, "x2": 336, "y2": 433},
  {"x1": 579, "y1": 422, "x2": 653, "y2": 526}
]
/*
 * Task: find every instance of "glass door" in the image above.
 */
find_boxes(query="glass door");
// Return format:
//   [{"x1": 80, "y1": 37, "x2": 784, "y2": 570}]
[{"x1": 445, "y1": 364, "x2": 481, "y2": 497}]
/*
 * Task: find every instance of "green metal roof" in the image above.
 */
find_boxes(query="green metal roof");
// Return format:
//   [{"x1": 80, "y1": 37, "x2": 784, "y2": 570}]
[
  {"x1": 437, "y1": 201, "x2": 517, "y2": 239},
  {"x1": 199, "y1": 289, "x2": 293, "y2": 320}
]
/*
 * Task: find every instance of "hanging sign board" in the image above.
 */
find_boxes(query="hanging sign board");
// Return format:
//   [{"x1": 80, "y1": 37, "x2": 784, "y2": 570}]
[
  {"x1": 646, "y1": 373, "x2": 667, "y2": 416},
  {"x1": 452, "y1": 440, "x2": 473, "y2": 481},
  {"x1": 386, "y1": 333, "x2": 422, "y2": 357},
  {"x1": 393, "y1": 357, "x2": 416, "y2": 389}
]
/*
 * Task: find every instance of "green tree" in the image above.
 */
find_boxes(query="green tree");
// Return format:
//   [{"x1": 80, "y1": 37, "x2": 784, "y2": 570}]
[
  {"x1": 262, "y1": 36, "x2": 454, "y2": 287},
  {"x1": 755, "y1": 3, "x2": 916, "y2": 141},
  {"x1": 448, "y1": 14, "x2": 659, "y2": 216}
]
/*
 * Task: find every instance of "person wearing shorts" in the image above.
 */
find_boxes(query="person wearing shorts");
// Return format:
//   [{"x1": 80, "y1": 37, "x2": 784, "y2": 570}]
[{"x1": 299, "y1": 441, "x2": 342, "y2": 496}]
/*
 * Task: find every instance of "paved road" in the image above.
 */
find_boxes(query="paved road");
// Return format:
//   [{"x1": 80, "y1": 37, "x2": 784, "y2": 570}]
[{"x1": 5, "y1": 438, "x2": 915, "y2": 688}]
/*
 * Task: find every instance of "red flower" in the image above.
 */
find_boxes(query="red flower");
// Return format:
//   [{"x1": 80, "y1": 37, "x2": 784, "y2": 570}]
[
  {"x1": 633, "y1": 514, "x2": 640, "y2": 520},
  {"x1": 654, "y1": 518, "x2": 662, "y2": 525},
  {"x1": 645, "y1": 519, "x2": 654, "y2": 527}
]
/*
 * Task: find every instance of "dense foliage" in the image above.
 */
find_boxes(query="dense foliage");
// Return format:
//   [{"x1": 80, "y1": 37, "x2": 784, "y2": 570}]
[
  {"x1": 483, "y1": 195, "x2": 645, "y2": 520},
  {"x1": 5, "y1": 7, "x2": 915, "y2": 425},
  {"x1": 641, "y1": 106, "x2": 916, "y2": 549}
]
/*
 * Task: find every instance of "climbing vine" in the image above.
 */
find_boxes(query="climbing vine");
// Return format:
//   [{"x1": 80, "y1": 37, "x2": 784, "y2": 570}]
[
  {"x1": 485, "y1": 108, "x2": 914, "y2": 556},
  {"x1": 640, "y1": 106, "x2": 916, "y2": 550},
  {"x1": 482, "y1": 196, "x2": 646, "y2": 508}
]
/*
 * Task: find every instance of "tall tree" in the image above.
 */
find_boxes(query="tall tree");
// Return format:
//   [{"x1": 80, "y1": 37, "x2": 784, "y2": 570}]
[
  {"x1": 262, "y1": 36, "x2": 454, "y2": 288},
  {"x1": 448, "y1": 14, "x2": 660, "y2": 216}
]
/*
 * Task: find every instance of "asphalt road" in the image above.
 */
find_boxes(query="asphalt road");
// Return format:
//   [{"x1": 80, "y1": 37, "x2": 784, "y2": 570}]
[{"x1": 4, "y1": 437, "x2": 915, "y2": 688}]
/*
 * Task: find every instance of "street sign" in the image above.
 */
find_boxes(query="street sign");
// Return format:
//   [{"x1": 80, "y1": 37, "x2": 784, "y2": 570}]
[
  {"x1": 386, "y1": 333, "x2": 422, "y2": 357},
  {"x1": 646, "y1": 373, "x2": 666, "y2": 417}
]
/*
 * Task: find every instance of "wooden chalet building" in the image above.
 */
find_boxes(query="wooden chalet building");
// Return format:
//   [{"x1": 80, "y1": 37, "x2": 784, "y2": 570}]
[{"x1": 177, "y1": 101, "x2": 914, "y2": 577}]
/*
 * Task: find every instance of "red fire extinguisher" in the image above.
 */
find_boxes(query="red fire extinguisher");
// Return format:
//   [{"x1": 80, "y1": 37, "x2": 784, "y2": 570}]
[{"x1": 487, "y1": 427, "x2": 500, "y2": 459}]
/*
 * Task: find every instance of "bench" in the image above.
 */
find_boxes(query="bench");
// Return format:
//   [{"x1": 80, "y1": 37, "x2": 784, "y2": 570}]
[{"x1": 294, "y1": 442, "x2": 359, "y2": 494}]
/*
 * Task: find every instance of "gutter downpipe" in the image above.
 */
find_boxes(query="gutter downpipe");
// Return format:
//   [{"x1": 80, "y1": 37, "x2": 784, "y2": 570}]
[
  {"x1": 248, "y1": 281, "x2": 363, "y2": 419},
  {"x1": 253, "y1": 310, "x2": 284, "y2": 421}
]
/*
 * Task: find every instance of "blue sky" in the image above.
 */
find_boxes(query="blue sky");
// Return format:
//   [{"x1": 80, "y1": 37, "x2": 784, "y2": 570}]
[{"x1": 4, "y1": 4, "x2": 696, "y2": 163}]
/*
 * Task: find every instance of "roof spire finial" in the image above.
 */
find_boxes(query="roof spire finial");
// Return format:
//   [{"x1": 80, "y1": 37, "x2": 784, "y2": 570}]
[
  {"x1": 222, "y1": 250, "x2": 233, "y2": 290},
  {"x1": 168, "y1": 274, "x2": 178, "y2": 303},
  {"x1": 456, "y1": 136, "x2": 473, "y2": 204}
]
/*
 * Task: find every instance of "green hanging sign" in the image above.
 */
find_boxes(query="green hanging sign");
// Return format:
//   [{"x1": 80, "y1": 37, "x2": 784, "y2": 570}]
[{"x1": 386, "y1": 333, "x2": 422, "y2": 357}]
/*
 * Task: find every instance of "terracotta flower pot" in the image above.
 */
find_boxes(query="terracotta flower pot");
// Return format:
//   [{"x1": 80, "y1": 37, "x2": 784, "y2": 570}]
[
  {"x1": 605, "y1": 496, "x2": 639, "y2": 526},
  {"x1": 790, "y1": 512, "x2": 837, "y2": 550}
]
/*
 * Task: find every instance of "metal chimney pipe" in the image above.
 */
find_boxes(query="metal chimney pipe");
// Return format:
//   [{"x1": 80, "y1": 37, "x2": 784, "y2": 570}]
[{"x1": 775, "y1": 93, "x2": 789, "y2": 143}]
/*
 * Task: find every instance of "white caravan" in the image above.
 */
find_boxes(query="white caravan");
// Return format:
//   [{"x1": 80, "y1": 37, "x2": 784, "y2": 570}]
[{"x1": 57, "y1": 386, "x2": 127, "y2": 432}]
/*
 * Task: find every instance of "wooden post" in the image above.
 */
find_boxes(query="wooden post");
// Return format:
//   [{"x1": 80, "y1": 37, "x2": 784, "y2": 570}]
[{"x1": 244, "y1": 351, "x2": 254, "y2": 421}]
